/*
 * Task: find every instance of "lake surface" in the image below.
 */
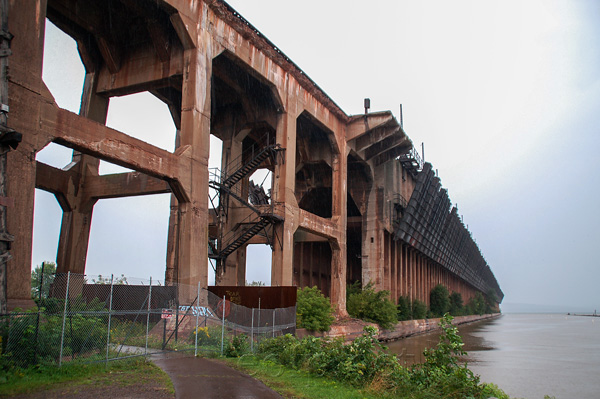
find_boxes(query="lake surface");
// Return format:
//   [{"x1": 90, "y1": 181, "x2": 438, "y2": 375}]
[{"x1": 385, "y1": 313, "x2": 600, "y2": 399}]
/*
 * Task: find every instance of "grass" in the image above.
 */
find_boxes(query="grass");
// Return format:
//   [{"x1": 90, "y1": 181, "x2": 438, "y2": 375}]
[
  {"x1": 222, "y1": 355, "x2": 380, "y2": 399},
  {"x1": 0, "y1": 357, "x2": 174, "y2": 397}
]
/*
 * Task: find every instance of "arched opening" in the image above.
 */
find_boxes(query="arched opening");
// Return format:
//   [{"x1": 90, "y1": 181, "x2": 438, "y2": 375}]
[
  {"x1": 101, "y1": 92, "x2": 177, "y2": 174},
  {"x1": 346, "y1": 153, "x2": 373, "y2": 287},
  {"x1": 208, "y1": 52, "x2": 282, "y2": 286},
  {"x1": 245, "y1": 244, "x2": 272, "y2": 286},
  {"x1": 36, "y1": 17, "x2": 178, "y2": 281},
  {"x1": 86, "y1": 194, "x2": 170, "y2": 280},
  {"x1": 295, "y1": 112, "x2": 336, "y2": 218},
  {"x1": 293, "y1": 229, "x2": 332, "y2": 297},
  {"x1": 32, "y1": 20, "x2": 84, "y2": 274}
]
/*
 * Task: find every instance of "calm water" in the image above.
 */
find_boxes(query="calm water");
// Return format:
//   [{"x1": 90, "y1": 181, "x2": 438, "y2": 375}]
[{"x1": 386, "y1": 313, "x2": 600, "y2": 399}]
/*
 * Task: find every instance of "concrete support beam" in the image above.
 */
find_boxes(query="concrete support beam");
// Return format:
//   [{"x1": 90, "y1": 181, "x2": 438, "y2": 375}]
[
  {"x1": 330, "y1": 149, "x2": 347, "y2": 315},
  {"x1": 84, "y1": 172, "x2": 171, "y2": 200},
  {"x1": 35, "y1": 162, "x2": 74, "y2": 211},
  {"x1": 170, "y1": 43, "x2": 211, "y2": 298},
  {"x1": 5, "y1": 0, "x2": 47, "y2": 310},
  {"x1": 46, "y1": 104, "x2": 184, "y2": 184},
  {"x1": 346, "y1": 112, "x2": 394, "y2": 142},
  {"x1": 95, "y1": 45, "x2": 183, "y2": 97},
  {"x1": 271, "y1": 110, "x2": 296, "y2": 287},
  {"x1": 55, "y1": 71, "x2": 108, "y2": 276}
]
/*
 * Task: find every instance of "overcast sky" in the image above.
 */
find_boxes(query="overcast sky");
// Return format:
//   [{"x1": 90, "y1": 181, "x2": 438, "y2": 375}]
[{"x1": 34, "y1": 0, "x2": 600, "y2": 310}]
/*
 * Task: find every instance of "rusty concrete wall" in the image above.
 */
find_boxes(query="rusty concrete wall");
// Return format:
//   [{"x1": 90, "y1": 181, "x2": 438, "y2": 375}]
[{"x1": 5, "y1": 0, "x2": 501, "y2": 314}]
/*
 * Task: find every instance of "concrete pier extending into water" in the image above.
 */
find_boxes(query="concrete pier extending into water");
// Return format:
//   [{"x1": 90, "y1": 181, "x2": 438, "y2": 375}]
[{"x1": 3, "y1": 0, "x2": 502, "y2": 313}]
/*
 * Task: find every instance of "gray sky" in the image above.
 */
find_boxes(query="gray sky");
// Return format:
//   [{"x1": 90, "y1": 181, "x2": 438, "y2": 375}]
[{"x1": 33, "y1": 0, "x2": 600, "y2": 310}]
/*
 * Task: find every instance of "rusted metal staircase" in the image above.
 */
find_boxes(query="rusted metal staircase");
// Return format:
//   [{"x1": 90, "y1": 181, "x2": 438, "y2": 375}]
[
  {"x1": 221, "y1": 144, "x2": 282, "y2": 189},
  {"x1": 209, "y1": 137, "x2": 285, "y2": 263},
  {"x1": 216, "y1": 214, "x2": 282, "y2": 260}
]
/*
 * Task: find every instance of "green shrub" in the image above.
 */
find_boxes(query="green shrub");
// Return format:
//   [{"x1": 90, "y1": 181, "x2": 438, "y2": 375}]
[
  {"x1": 296, "y1": 286, "x2": 334, "y2": 332},
  {"x1": 429, "y1": 284, "x2": 450, "y2": 317},
  {"x1": 485, "y1": 289, "x2": 499, "y2": 314},
  {"x1": 397, "y1": 295, "x2": 412, "y2": 321},
  {"x1": 411, "y1": 299, "x2": 427, "y2": 320},
  {"x1": 448, "y1": 292, "x2": 464, "y2": 316},
  {"x1": 258, "y1": 326, "x2": 406, "y2": 388},
  {"x1": 255, "y1": 316, "x2": 509, "y2": 398},
  {"x1": 191, "y1": 325, "x2": 221, "y2": 347},
  {"x1": 467, "y1": 292, "x2": 486, "y2": 315},
  {"x1": 224, "y1": 334, "x2": 249, "y2": 357},
  {"x1": 409, "y1": 313, "x2": 483, "y2": 397},
  {"x1": 0, "y1": 308, "x2": 107, "y2": 367},
  {"x1": 347, "y1": 283, "x2": 398, "y2": 330}
]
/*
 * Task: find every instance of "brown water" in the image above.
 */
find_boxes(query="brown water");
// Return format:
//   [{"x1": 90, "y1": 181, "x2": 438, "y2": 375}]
[{"x1": 385, "y1": 313, "x2": 600, "y2": 399}]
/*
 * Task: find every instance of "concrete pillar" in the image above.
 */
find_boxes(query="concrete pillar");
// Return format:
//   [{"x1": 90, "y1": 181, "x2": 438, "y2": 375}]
[
  {"x1": 216, "y1": 135, "x2": 245, "y2": 286},
  {"x1": 165, "y1": 130, "x2": 181, "y2": 284},
  {"x1": 383, "y1": 232, "x2": 390, "y2": 292},
  {"x1": 362, "y1": 187, "x2": 382, "y2": 289},
  {"x1": 271, "y1": 110, "x2": 295, "y2": 286},
  {"x1": 329, "y1": 151, "x2": 347, "y2": 316},
  {"x1": 5, "y1": 0, "x2": 47, "y2": 309},
  {"x1": 408, "y1": 249, "x2": 413, "y2": 300},
  {"x1": 330, "y1": 239, "x2": 346, "y2": 315},
  {"x1": 55, "y1": 72, "x2": 108, "y2": 275},
  {"x1": 174, "y1": 45, "x2": 211, "y2": 300},
  {"x1": 165, "y1": 193, "x2": 178, "y2": 283}
]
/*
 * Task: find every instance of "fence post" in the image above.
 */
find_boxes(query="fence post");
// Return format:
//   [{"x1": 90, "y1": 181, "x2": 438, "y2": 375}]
[
  {"x1": 257, "y1": 298, "x2": 261, "y2": 344},
  {"x1": 145, "y1": 277, "x2": 152, "y2": 356},
  {"x1": 272, "y1": 310, "x2": 275, "y2": 338},
  {"x1": 105, "y1": 274, "x2": 114, "y2": 365},
  {"x1": 59, "y1": 271, "x2": 71, "y2": 367},
  {"x1": 250, "y1": 308, "x2": 254, "y2": 353},
  {"x1": 33, "y1": 262, "x2": 45, "y2": 364},
  {"x1": 194, "y1": 282, "x2": 200, "y2": 357},
  {"x1": 175, "y1": 300, "x2": 179, "y2": 343},
  {"x1": 220, "y1": 295, "x2": 225, "y2": 356}
]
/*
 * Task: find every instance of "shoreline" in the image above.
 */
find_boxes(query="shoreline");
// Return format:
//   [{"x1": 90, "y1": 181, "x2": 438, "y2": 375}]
[{"x1": 297, "y1": 313, "x2": 501, "y2": 342}]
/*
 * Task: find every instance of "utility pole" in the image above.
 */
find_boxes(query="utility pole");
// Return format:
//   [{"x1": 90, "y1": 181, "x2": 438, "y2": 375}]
[{"x1": 0, "y1": 0, "x2": 23, "y2": 313}]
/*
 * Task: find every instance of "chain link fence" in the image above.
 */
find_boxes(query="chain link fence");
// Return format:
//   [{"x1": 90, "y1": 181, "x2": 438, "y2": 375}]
[{"x1": 0, "y1": 272, "x2": 296, "y2": 368}]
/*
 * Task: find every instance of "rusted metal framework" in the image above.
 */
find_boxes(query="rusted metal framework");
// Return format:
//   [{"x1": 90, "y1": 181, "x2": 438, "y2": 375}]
[
  {"x1": 4, "y1": 0, "x2": 501, "y2": 313},
  {"x1": 395, "y1": 163, "x2": 503, "y2": 301}
]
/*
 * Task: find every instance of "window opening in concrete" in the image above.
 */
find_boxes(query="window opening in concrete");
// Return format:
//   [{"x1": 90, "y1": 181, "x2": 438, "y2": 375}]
[
  {"x1": 295, "y1": 112, "x2": 335, "y2": 218},
  {"x1": 42, "y1": 20, "x2": 85, "y2": 114},
  {"x1": 293, "y1": 229, "x2": 332, "y2": 297},
  {"x1": 208, "y1": 52, "x2": 282, "y2": 285},
  {"x1": 31, "y1": 189, "x2": 62, "y2": 271},
  {"x1": 245, "y1": 244, "x2": 272, "y2": 286},
  {"x1": 102, "y1": 91, "x2": 177, "y2": 175},
  {"x1": 35, "y1": 142, "x2": 73, "y2": 170},
  {"x1": 86, "y1": 194, "x2": 170, "y2": 279}
]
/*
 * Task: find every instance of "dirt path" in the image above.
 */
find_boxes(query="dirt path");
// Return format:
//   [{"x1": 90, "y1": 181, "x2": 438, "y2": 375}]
[{"x1": 153, "y1": 355, "x2": 282, "y2": 399}]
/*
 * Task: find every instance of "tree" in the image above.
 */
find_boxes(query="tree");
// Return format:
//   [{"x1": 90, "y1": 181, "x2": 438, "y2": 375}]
[
  {"x1": 412, "y1": 299, "x2": 428, "y2": 319},
  {"x1": 485, "y1": 289, "x2": 499, "y2": 313},
  {"x1": 31, "y1": 262, "x2": 56, "y2": 299},
  {"x1": 467, "y1": 292, "x2": 486, "y2": 315},
  {"x1": 296, "y1": 286, "x2": 334, "y2": 332},
  {"x1": 92, "y1": 274, "x2": 128, "y2": 285},
  {"x1": 397, "y1": 295, "x2": 413, "y2": 321},
  {"x1": 449, "y1": 292, "x2": 464, "y2": 316},
  {"x1": 430, "y1": 284, "x2": 450, "y2": 317},
  {"x1": 347, "y1": 282, "x2": 398, "y2": 329}
]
